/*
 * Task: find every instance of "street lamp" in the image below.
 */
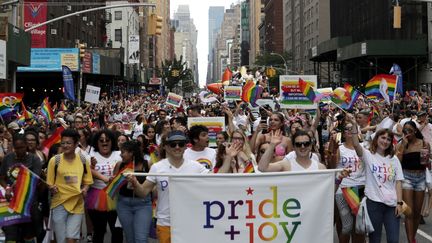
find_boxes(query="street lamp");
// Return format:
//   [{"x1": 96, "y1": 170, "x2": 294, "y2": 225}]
[{"x1": 270, "y1": 52, "x2": 288, "y2": 75}]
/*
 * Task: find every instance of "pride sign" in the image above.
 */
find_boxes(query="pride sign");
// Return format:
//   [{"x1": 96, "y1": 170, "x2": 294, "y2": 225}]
[
  {"x1": 170, "y1": 171, "x2": 335, "y2": 242},
  {"x1": 166, "y1": 92, "x2": 183, "y2": 107},
  {"x1": 224, "y1": 86, "x2": 242, "y2": 101},
  {"x1": 187, "y1": 117, "x2": 225, "y2": 147}
]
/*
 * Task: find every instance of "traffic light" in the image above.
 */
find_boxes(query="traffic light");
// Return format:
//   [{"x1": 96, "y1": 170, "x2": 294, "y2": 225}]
[
  {"x1": 171, "y1": 69, "x2": 179, "y2": 77},
  {"x1": 393, "y1": 4, "x2": 401, "y2": 29},
  {"x1": 148, "y1": 14, "x2": 163, "y2": 36},
  {"x1": 78, "y1": 43, "x2": 86, "y2": 58},
  {"x1": 266, "y1": 67, "x2": 276, "y2": 78}
]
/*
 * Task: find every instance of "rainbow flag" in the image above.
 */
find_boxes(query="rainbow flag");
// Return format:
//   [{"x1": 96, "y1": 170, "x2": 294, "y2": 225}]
[
  {"x1": 0, "y1": 202, "x2": 31, "y2": 227},
  {"x1": 243, "y1": 162, "x2": 255, "y2": 173},
  {"x1": 42, "y1": 126, "x2": 65, "y2": 156},
  {"x1": 343, "y1": 83, "x2": 361, "y2": 110},
  {"x1": 298, "y1": 78, "x2": 316, "y2": 102},
  {"x1": 149, "y1": 145, "x2": 160, "y2": 164},
  {"x1": 9, "y1": 165, "x2": 39, "y2": 216},
  {"x1": 40, "y1": 97, "x2": 54, "y2": 123},
  {"x1": 365, "y1": 74, "x2": 397, "y2": 101},
  {"x1": 241, "y1": 80, "x2": 263, "y2": 107},
  {"x1": 341, "y1": 187, "x2": 360, "y2": 215},
  {"x1": 21, "y1": 102, "x2": 34, "y2": 122},
  {"x1": 104, "y1": 163, "x2": 134, "y2": 198},
  {"x1": 60, "y1": 102, "x2": 67, "y2": 111},
  {"x1": 0, "y1": 93, "x2": 23, "y2": 117}
]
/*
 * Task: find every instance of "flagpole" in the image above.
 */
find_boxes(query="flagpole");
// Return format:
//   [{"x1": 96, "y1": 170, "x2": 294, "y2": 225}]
[
  {"x1": 331, "y1": 101, "x2": 348, "y2": 114},
  {"x1": 22, "y1": 165, "x2": 48, "y2": 185},
  {"x1": 391, "y1": 76, "x2": 399, "y2": 114}
]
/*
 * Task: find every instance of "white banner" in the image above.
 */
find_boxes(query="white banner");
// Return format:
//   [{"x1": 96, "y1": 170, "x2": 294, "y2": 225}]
[
  {"x1": 84, "y1": 85, "x2": 101, "y2": 104},
  {"x1": 170, "y1": 171, "x2": 335, "y2": 243},
  {"x1": 0, "y1": 40, "x2": 6, "y2": 79},
  {"x1": 128, "y1": 35, "x2": 140, "y2": 64}
]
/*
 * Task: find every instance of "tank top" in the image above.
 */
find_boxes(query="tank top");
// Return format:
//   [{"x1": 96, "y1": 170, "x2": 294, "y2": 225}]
[
  {"x1": 289, "y1": 158, "x2": 320, "y2": 171},
  {"x1": 118, "y1": 162, "x2": 147, "y2": 197},
  {"x1": 401, "y1": 152, "x2": 424, "y2": 170},
  {"x1": 337, "y1": 144, "x2": 365, "y2": 187}
]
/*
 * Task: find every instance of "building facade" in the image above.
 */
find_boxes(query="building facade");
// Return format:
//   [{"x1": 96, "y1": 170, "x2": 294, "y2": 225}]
[
  {"x1": 207, "y1": 6, "x2": 225, "y2": 83},
  {"x1": 249, "y1": 0, "x2": 263, "y2": 67}
]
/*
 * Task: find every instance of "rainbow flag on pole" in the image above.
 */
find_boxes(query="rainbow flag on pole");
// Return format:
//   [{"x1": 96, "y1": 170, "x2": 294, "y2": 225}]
[
  {"x1": 298, "y1": 78, "x2": 316, "y2": 102},
  {"x1": 104, "y1": 163, "x2": 134, "y2": 198},
  {"x1": 0, "y1": 93, "x2": 23, "y2": 117},
  {"x1": 243, "y1": 162, "x2": 255, "y2": 173},
  {"x1": 342, "y1": 83, "x2": 361, "y2": 109},
  {"x1": 0, "y1": 202, "x2": 31, "y2": 227},
  {"x1": 241, "y1": 80, "x2": 263, "y2": 107},
  {"x1": 9, "y1": 165, "x2": 39, "y2": 216},
  {"x1": 40, "y1": 97, "x2": 54, "y2": 123},
  {"x1": 365, "y1": 74, "x2": 397, "y2": 101},
  {"x1": 341, "y1": 187, "x2": 360, "y2": 215},
  {"x1": 41, "y1": 126, "x2": 65, "y2": 156}
]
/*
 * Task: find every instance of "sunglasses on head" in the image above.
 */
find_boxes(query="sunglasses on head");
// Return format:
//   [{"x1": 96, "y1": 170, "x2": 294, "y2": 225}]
[
  {"x1": 294, "y1": 141, "x2": 311, "y2": 148},
  {"x1": 168, "y1": 141, "x2": 186, "y2": 148}
]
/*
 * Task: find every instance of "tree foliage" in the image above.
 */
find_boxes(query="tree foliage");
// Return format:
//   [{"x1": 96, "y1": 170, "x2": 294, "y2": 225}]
[{"x1": 158, "y1": 55, "x2": 194, "y2": 92}]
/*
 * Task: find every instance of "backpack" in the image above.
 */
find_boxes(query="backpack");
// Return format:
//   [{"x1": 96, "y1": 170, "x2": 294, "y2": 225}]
[{"x1": 54, "y1": 152, "x2": 88, "y2": 183}]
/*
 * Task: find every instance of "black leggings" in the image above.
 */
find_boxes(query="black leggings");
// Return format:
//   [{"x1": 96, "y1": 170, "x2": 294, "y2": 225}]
[{"x1": 87, "y1": 210, "x2": 123, "y2": 243}]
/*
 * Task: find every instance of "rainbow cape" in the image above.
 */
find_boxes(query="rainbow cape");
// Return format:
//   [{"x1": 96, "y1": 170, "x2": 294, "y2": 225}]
[
  {"x1": 243, "y1": 162, "x2": 255, "y2": 173},
  {"x1": 42, "y1": 126, "x2": 65, "y2": 156},
  {"x1": 0, "y1": 93, "x2": 23, "y2": 117},
  {"x1": 9, "y1": 165, "x2": 39, "y2": 216},
  {"x1": 298, "y1": 78, "x2": 316, "y2": 102},
  {"x1": 40, "y1": 97, "x2": 54, "y2": 123},
  {"x1": 341, "y1": 187, "x2": 360, "y2": 215},
  {"x1": 342, "y1": 83, "x2": 361, "y2": 110},
  {"x1": 241, "y1": 80, "x2": 263, "y2": 107},
  {"x1": 104, "y1": 163, "x2": 134, "y2": 198},
  {"x1": 365, "y1": 74, "x2": 397, "y2": 101}
]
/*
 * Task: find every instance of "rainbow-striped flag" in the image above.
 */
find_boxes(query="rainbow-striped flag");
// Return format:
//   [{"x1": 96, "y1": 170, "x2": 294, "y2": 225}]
[
  {"x1": 60, "y1": 102, "x2": 67, "y2": 111},
  {"x1": 343, "y1": 83, "x2": 361, "y2": 110},
  {"x1": 21, "y1": 102, "x2": 34, "y2": 122},
  {"x1": 298, "y1": 78, "x2": 316, "y2": 102},
  {"x1": 42, "y1": 126, "x2": 65, "y2": 156},
  {"x1": 243, "y1": 162, "x2": 255, "y2": 173},
  {"x1": 365, "y1": 74, "x2": 397, "y2": 101},
  {"x1": 341, "y1": 187, "x2": 360, "y2": 215},
  {"x1": 9, "y1": 165, "x2": 39, "y2": 216},
  {"x1": 104, "y1": 163, "x2": 134, "y2": 198},
  {"x1": 40, "y1": 97, "x2": 54, "y2": 123},
  {"x1": 0, "y1": 93, "x2": 23, "y2": 117},
  {"x1": 149, "y1": 145, "x2": 160, "y2": 164},
  {"x1": 241, "y1": 80, "x2": 263, "y2": 107},
  {"x1": 0, "y1": 202, "x2": 31, "y2": 227}
]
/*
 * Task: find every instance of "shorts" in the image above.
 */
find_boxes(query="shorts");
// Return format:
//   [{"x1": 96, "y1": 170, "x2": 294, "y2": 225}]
[
  {"x1": 157, "y1": 225, "x2": 171, "y2": 243},
  {"x1": 402, "y1": 170, "x2": 426, "y2": 191},
  {"x1": 52, "y1": 205, "x2": 83, "y2": 241}
]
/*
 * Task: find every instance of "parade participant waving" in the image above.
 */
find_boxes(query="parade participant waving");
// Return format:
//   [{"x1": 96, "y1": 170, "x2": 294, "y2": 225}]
[
  {"x1": 347, "y1": 114, "x2": 404, "y2": 243},
  {"x1": 396, "y1": 120, "x2": 429, "y2": 243},
  {"x1": 113, "y1": 141, "x2": 152, "y2": 243},
  {"x1": 87, "y1": 130, "x2": 123, "y2": 243}
]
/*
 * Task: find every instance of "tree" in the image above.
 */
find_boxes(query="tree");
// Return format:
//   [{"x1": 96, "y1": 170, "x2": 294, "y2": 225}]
[{"x1": 158, "y1": 55, "x2": 194, "y2": 92}]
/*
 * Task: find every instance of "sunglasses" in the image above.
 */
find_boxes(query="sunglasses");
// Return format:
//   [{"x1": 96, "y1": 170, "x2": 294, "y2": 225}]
[
  {"x1": 168, "y1": 141, "x2": 186, "y2": 148},
  {"x1": 294, "y1": 141, "x2": 312, "y2": 148},
  {"x1": 402, "y1": 129, "x2": 413, "y2": 134}
]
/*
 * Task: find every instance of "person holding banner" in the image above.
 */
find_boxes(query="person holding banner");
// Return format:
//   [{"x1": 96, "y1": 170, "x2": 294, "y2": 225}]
[
  {"x1": 347, "y1": 114, "x2": 404, "y2": 243},
  {"x1": 258, "y1": 130, "x2": 326, "y2": 172}
]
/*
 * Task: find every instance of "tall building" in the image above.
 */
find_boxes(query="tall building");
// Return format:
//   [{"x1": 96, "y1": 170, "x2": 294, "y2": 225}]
[
  {"x1": 213, "y1": 4, "x2": 241, "y2": 81},
  {"x1": 260, "y1": 0, "x2": 283, "y2": 54},
  {"x1": 207, "y1": 6, "x2": 225, "y2": 83},
  {"x1": 240, "y1": 1, "x2": 250, "y2": 66},
  {"x1": 283, "y1": 0, "x2": 330, "y2": 76},
  {"x1": 173, "y1": 5, "x2": 199, "y2": 85},
  {"x1": 153, "y1": 0, "x2": 171, "y2": 67},
  {"x1": 249, "y1": 0, "x2": 263, "y2": 67}
]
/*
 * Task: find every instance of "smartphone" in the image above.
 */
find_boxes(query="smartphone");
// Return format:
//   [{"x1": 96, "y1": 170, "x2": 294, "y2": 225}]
[{"x1": 260, "y1": 116, "x2": 268, "y2": 134}]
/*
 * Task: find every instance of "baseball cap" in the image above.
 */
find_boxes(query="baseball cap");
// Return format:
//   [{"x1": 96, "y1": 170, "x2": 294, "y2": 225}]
[
  {"x1": 7, "y1": 122, "x2": 20, "y2": 130},
  {"x1": 166, "y1": 131, "x2": 188, "y2": 142}
]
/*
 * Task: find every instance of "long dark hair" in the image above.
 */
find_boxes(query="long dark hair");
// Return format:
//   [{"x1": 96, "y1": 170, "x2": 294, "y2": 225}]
[
  {"x1": 404, "y1": 121, "x2": 423, "y2": 140},
  {"x1": 92, "y1": 129, "x2": 118, "y2": 152},
  {"x1": 121, "y1": 140, "x2": 149, "y2": 172}
]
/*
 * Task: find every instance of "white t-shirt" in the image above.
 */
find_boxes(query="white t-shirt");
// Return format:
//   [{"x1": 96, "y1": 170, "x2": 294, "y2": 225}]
[
  {"x1": 89, "y1": 150, "x2": 122, "y2": 189},
  {"x1": 337, "y1": 145, "x2": 365, "y2": 188},
  {"x1": 183, "y1": 148, "x2": 217, "y2": 169},
  {"x1": 147, "y1": 158, "x2": 209, "y2": 226},
  {"x1": 132, "y1": 122, "x2": 144, "y2": 140},
  {"x1": 420, "y1": 123, "x2": 432, "y2": 147},
  {"x1": 289, "y1": 158, "x2": 320, "y2": 171},
  {"x1": 284, "y1": 151, "x2": 320, "y2": 162},
  {"x1": 361, "y1": 148, "x2": 404, "y2": 206}
]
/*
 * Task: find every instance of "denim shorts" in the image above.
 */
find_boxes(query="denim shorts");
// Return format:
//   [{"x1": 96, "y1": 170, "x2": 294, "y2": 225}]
[
  {"x1": 402, "y1": 170, "x2": 426, "y2": 191},
  {"x1": 52, "y1": 205, "x2": 83, "y2": 241}
]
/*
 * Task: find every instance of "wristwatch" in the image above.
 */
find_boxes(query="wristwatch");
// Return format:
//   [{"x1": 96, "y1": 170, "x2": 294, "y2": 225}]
[{"x1": 397, "y1": 201, "x2": 403, "y2": 205}]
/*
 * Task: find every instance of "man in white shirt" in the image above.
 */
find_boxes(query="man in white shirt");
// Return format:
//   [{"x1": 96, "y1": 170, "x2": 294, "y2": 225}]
[
  {"x1": 128, "y1": 131, "x2": 229, "y2": 243},
  {"x1": 183, "y1": 125, "x2": 216, "y2": 169}
]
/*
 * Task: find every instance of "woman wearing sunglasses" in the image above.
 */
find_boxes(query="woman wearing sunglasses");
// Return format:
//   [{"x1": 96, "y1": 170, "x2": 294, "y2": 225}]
[
  {"x1": 334, "y1": 122, "x2": 366, "y2": 243},
  {"x1": 258, "y1": 129, "x2": 326, "y2": 172},
  {"x1": 87, "y1": 129, "x2": 123, "y2": 243},
  {"x1": 347, "y1": 114, "x2": 404, "y2": 243},
  {"x1": 214, "y1": 130, "x2": 258, "y2": 173},
  {"x1": 396, "y1": 121, "x2": 429, "y2": 243}
]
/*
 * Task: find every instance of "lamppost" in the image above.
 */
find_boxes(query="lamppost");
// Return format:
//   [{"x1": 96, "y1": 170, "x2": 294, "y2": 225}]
[{"x1": 270, "y1": 52, "x2": 288, "y2": 75}]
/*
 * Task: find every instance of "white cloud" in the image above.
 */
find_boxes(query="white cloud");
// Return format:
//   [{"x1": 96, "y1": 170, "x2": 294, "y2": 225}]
[{"x1": 171, "y1": 0, "x2": 239, "y2": 88}]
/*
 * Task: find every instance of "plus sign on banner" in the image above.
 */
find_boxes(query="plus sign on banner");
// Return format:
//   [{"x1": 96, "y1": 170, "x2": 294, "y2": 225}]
[{"x1": 169, "y1": 172, "x2": 335, "y2": 242}]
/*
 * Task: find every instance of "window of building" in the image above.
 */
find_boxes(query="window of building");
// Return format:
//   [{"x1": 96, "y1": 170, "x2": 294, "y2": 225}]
[
  {"x1": 115, "y1": 29, "x2": 122, "y2": 42},
  {"x1": 114, "y1": 11, "x2": 122, "y2": 20}
]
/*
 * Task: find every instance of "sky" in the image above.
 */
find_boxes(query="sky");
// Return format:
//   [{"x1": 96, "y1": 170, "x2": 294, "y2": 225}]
[{"x1": 171, "y1": 0, "x2": 239, "y2": 88}]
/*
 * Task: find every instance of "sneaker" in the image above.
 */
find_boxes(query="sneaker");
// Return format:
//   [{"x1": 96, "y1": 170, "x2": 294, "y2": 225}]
[
  {"x1": 420, "y1": 216, "x2": 426, "y2": 225},
  {"x1": 86, "y1": 233, "x2": 93, "y2": 243}
]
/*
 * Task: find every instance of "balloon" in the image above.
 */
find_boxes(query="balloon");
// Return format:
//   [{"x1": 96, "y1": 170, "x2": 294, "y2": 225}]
[
  {"x1": 333, "y1": 87, "x2": 351, "y2": 102},
  {"x1": 240, "y1": 66, "x2": 247, "y2": 78},
  {"x1": 222, "y1": 67, "x2": 232, "y2": 83},
  {"x1": 207, "y1": 83, "x2": 223, "y2": 95}
]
